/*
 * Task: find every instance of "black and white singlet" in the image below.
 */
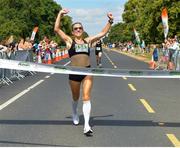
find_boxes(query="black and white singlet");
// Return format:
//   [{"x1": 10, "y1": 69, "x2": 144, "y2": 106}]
[{"x1": 68, "y1": 40, "x2": 90, "y2": 58}]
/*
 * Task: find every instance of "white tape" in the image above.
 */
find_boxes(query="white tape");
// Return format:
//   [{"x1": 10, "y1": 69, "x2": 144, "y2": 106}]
[{"x1": 0, "y1": 59, "x2": 180, "y2": 78}]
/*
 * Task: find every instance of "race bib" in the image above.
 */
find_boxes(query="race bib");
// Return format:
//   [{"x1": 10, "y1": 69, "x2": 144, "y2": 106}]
[
  {"x1": 75, "y1": 44, "x2": 89, "y2": 53},
  {"x1": 96, "y1": 47, "x2": 101, "y2": 51}
]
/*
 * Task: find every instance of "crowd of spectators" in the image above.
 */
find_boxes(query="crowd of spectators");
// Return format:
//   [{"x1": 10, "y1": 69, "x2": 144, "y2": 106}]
[
  {"x1": 0, "y1": 36, "x2": 60, "y2": 62},
  {"x1": 160, "y1": 36, "x2": 180, "y2": 70},
  {"x1": 32, "y1": 36, "x2": 59, "y2": 61},
  {"x1": 106, "y1": 35, "x2": 179, "y2": 70},
  {"x1": 1, "y1": 35, "x2": 180, "y2": 70}
]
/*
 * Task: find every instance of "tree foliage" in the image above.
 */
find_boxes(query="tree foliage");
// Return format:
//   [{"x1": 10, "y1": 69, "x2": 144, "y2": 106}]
[
  {"x1": 108, "y1": 0, "x2": 180, "y2": 44},
  {"x1": 0, "y1": 0, "x2": 72, "y2": 44}
]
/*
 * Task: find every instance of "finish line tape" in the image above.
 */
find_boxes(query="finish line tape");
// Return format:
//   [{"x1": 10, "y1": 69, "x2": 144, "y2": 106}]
[{"x1": 0, "y1": 59, "x2": 180, "y2": 78}]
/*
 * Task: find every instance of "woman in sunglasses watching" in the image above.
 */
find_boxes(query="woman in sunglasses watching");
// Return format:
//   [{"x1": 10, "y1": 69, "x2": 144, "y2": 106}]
[{"x1": 54, "y1": 8, "x2": 114, "y2": 136}]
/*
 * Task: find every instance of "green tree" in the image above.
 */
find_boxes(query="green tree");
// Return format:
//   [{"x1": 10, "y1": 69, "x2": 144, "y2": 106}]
[
  {"x1": 0, "y1": 0, "x2": 72, "y2": 43},
  {"x1": 108, "y1": 0, "x2": 180, "y2": 44}
]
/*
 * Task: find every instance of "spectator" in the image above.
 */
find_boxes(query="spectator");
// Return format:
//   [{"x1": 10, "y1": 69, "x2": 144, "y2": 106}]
[
  {"x1": 153, "y1": 45, "x2": 159, "y2": 62},
  {"x1": 17, "y1": 38, "x2": 25, "y2": 50}
]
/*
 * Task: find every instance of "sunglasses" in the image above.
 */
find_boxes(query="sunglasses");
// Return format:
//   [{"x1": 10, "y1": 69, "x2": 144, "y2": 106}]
[{"x1": 73, "y1": 27, "x2": 83, "y2": 31}]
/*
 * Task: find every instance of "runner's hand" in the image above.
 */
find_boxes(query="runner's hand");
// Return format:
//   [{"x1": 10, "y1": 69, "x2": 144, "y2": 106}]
[
  {"x1": 59, "y1": 8, "x2": 69, "y2": 16},
  {"x1": 107, "y1": 12, "x2": 114, "y2": 20}
]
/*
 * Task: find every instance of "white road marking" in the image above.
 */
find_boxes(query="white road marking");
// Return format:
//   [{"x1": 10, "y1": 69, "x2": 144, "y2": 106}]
[
  {"x1": 45, "y1": 76, "x2": 50, "y2": 79},
  {"x1": 0, "y1": 60, "x2": 71, "y2": 111},
  {"x1": 104, "y1": 52, "x2": 117, "y2": 68}
]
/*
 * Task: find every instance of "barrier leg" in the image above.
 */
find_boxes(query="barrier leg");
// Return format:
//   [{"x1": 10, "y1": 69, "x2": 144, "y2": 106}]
[
  {"x1": 1, "y1": 69, "x2": 10, "y2": 85},
  {"x1": 5, "y1": 76, "x2": 13, "y2": 84},
  {"x1": 12, "y1": 70, "x2": 21, "y2": 80},
  {"x1": 16, "y1": 70, "x2": 25, "y2": 79},
  {"x1": 0, "y1": 78, "x2": 10, "y2": 85},
  {"x1": 28, "y1": 71, "x2": 35, "y2": 75}
]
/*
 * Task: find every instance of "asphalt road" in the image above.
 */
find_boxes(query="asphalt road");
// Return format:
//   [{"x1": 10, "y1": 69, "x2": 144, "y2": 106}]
[{"x1": 0, "y1": 48, "x2": 179, "y2": 147}]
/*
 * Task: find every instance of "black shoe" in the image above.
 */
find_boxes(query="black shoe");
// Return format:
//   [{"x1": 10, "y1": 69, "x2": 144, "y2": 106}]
[{"x1": 84, "y1": 129, "x2": 93, "y2": 137}]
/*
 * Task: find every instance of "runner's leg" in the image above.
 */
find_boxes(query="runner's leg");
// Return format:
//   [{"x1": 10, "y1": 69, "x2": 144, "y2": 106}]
[
  {"x1": 69, "y1": 80, "x2": 81, "y2": 125},
  {"x1": 82, "y1": 76, "x2": 93, "y2": 135}
]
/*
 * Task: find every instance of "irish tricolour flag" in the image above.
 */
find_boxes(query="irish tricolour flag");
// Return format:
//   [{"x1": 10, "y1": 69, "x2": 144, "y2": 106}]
[
  {"x1": 161, "y1": 7, "x2": 169, "y2": 39},
  {"x1": 30, "y1": 27, "x2": 39, "y2": 41}
]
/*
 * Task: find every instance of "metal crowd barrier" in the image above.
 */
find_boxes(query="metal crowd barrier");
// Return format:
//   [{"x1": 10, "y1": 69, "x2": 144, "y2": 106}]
[
  {"x1": 0, "y1": 49, "x2": 35, "y2": 86},
  {"x1": 0, "y1": 51, "x2": 13, "y2": 85},
  {"x1": 174, "y1": 50, "x2": 180, "y2": 70},
  {"x1": 12, "y1": 49, "x2": 36, "y2": 76}
]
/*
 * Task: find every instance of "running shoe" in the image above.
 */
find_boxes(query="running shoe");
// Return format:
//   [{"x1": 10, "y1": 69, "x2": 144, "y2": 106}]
[
  {"x1": 84, "y1": 128, "x2": 93, "y2": 137},
  {"x1": 72, "y1": 114, "x2": 79, "y2": 125},
  {"x1": 99, "y1": 63, "x2": 102, "y2": 68}
]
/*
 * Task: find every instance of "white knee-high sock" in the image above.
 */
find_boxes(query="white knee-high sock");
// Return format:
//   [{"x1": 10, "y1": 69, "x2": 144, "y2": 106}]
[
  {"x1": 83, "y1": 100, "x2": 91, "y2": 131},
  {"x1": 72, "y1": 100, "x2": 78, "y2": 115}
]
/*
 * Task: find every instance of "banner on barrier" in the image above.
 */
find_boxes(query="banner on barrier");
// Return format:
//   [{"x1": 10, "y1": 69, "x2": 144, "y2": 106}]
[{"x1": 0, "y1": 59, "x2": 180, "y2": 78}]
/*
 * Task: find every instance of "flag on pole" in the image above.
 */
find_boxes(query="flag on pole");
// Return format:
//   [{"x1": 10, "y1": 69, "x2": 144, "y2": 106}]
[
  {"x1": 161, "y1": 7, "x2": 169, "y2": 39},
  {"x1": 133, "y1": 28, "x2": 141, "y2": 45},
  {"x1": 30, "y1": 27, "x2": 38, "y2": 41}
]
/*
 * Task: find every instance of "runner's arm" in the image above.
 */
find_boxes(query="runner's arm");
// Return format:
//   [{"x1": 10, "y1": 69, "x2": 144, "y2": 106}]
[
  {"x1": 85, "y1": 13, "x2": 114, "y2": 44},
  {"x1": 54, "y1": 9, "x2": 72, "y2": 49}
]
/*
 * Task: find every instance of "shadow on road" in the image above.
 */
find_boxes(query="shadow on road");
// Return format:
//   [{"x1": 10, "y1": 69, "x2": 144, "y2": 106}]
[
  {"x1": 0, "y1": 115, "x2": 179, "y2": 127},
  {"x1": 0, "y1": 140, "x2": 71, "y2": 147}
]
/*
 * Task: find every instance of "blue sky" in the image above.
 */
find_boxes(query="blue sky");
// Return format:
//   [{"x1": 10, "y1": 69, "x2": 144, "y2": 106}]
[{"x1": 54, "y1": 0, "x2": 127, "y2": 35}]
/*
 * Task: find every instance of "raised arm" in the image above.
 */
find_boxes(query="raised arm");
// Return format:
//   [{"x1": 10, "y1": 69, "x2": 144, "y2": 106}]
[
  {"x1": 85, "y1": 13, "x2": 114, "y2": 44},
  {"x1": 54, "y1": 9, "x2": 72, "y2": 48}
]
